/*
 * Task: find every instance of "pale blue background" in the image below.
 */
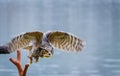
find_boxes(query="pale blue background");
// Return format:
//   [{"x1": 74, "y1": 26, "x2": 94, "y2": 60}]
[{"x1": 0, "y1": 0, "x2": 120, "y2": 76}]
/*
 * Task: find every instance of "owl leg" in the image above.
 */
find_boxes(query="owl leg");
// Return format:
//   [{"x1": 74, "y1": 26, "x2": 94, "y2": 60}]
[
  {"x1": 34, "y1": 56, "x2": 40, "y2": 63},
  {"x1": 28, "y1": 45, "x2": 36, "y2": 64},
  {"x1": 28, "y1": 51, "x2": 33, "y2": 64},
  {"x1": 28, "y1": 56, "x2": 33, "y2": 64}
]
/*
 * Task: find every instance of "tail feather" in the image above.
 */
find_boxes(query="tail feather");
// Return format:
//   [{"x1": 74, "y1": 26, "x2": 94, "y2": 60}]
[{"x1": 0, "y1": 46, "x2": 10, "y2": 54}]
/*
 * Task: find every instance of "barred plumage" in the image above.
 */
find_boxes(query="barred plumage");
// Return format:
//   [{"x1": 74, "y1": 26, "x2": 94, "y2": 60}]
[
  {"x1": 8, "y1": 34, "x2": 30, "y2": 52},
  {"x1": 7, "y1": 32, "x2": 43, "y2": 53},
  {"x1": 0, "y1": 31, "x2": 85, "y2": 64},
  {"x1": 47, "y1": 31, "x2": 85, "y2": 52}
]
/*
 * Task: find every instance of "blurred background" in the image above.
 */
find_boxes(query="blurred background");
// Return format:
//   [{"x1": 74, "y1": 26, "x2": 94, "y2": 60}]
[{"x1": 0, "y1": 0, "x2": 120, "y2": 76}]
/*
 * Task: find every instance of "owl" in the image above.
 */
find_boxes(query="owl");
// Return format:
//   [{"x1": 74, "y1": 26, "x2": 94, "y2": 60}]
[{"x1": 0, "y1": 31, "x2": 85, "y2": 64}]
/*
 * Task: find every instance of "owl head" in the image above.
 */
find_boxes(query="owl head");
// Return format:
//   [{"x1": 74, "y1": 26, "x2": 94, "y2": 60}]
[
  {"x1": 39, "y1": 48, "x2": 54, "y2": 58},
  {"x1": 33, "y1": 47, "x2": 54, "y2": 58},
  {"x1": 31, "y1": 47, "x2": 53, "y2": 63}
]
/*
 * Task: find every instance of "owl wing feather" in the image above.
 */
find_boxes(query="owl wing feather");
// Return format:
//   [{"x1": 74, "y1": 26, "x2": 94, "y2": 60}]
[
  {"x1": 23, "y1": 31, "x2": 43, "y2": 50},
  {"x1": 8, "y1": 31, "x2": 43, "y2": 52},
  {"x1": 47, "y1": 31, "x2": 85, "y2": 52}
]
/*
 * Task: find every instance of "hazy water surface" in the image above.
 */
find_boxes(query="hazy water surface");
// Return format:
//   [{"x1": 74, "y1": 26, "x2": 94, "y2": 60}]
[{"x1": 0, "y1": 0, "x2": 120, "y2": 76}]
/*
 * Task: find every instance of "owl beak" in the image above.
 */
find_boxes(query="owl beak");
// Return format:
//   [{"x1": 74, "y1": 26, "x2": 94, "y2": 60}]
[
  {"x1": 43, "y1": 53, "x2": 52, "y2": 58},
  {"x1": 39, "y1": 52, "x2": 52, "y2": 58}
]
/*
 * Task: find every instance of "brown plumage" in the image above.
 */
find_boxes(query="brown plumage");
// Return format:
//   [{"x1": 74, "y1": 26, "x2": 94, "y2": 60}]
[{"x1": 0, "y1": 31, "x2": 85, "y2": 64}]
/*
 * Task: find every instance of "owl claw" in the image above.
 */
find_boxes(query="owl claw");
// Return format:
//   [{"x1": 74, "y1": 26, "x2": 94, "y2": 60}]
[
  {"x1": 35, "y1": 57, "x2": 39, "y2": 62},
  {"x1": 28, "y1": 56, "x2": 33, "y2": 64},
  {"x1": 33, "y1": 56, "x2": 40, "y2": 63}
]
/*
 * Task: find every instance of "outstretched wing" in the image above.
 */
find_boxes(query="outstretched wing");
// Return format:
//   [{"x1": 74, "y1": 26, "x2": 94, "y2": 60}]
[
  {"x1": 47, "y1": 31, "x2": 85, "y2": 52},
  {"x1": 7, "y1": 31, "x2": 43, "y2": 52}
]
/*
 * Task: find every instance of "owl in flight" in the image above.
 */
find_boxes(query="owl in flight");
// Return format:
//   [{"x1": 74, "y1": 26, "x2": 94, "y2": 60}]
[{"x1": 0, "y1": 31, "x2": 85, "y2": 64}]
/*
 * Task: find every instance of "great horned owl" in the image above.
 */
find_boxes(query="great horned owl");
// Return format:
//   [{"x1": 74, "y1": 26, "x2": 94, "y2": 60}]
[{"x1": 0, "y1": 31, "x2": 85, "y2": 64}]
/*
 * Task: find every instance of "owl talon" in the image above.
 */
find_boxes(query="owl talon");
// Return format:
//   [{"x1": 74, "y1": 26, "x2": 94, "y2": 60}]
[
  {"x1": 33, "y1": 56, "x2": 40, "y2": 63},
  {"x1": 35, "y1": 57, "x2": 40, "y2": 62},
  {"x1": 28, "y1": 56, "x2": 33, "y2": 64}
]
